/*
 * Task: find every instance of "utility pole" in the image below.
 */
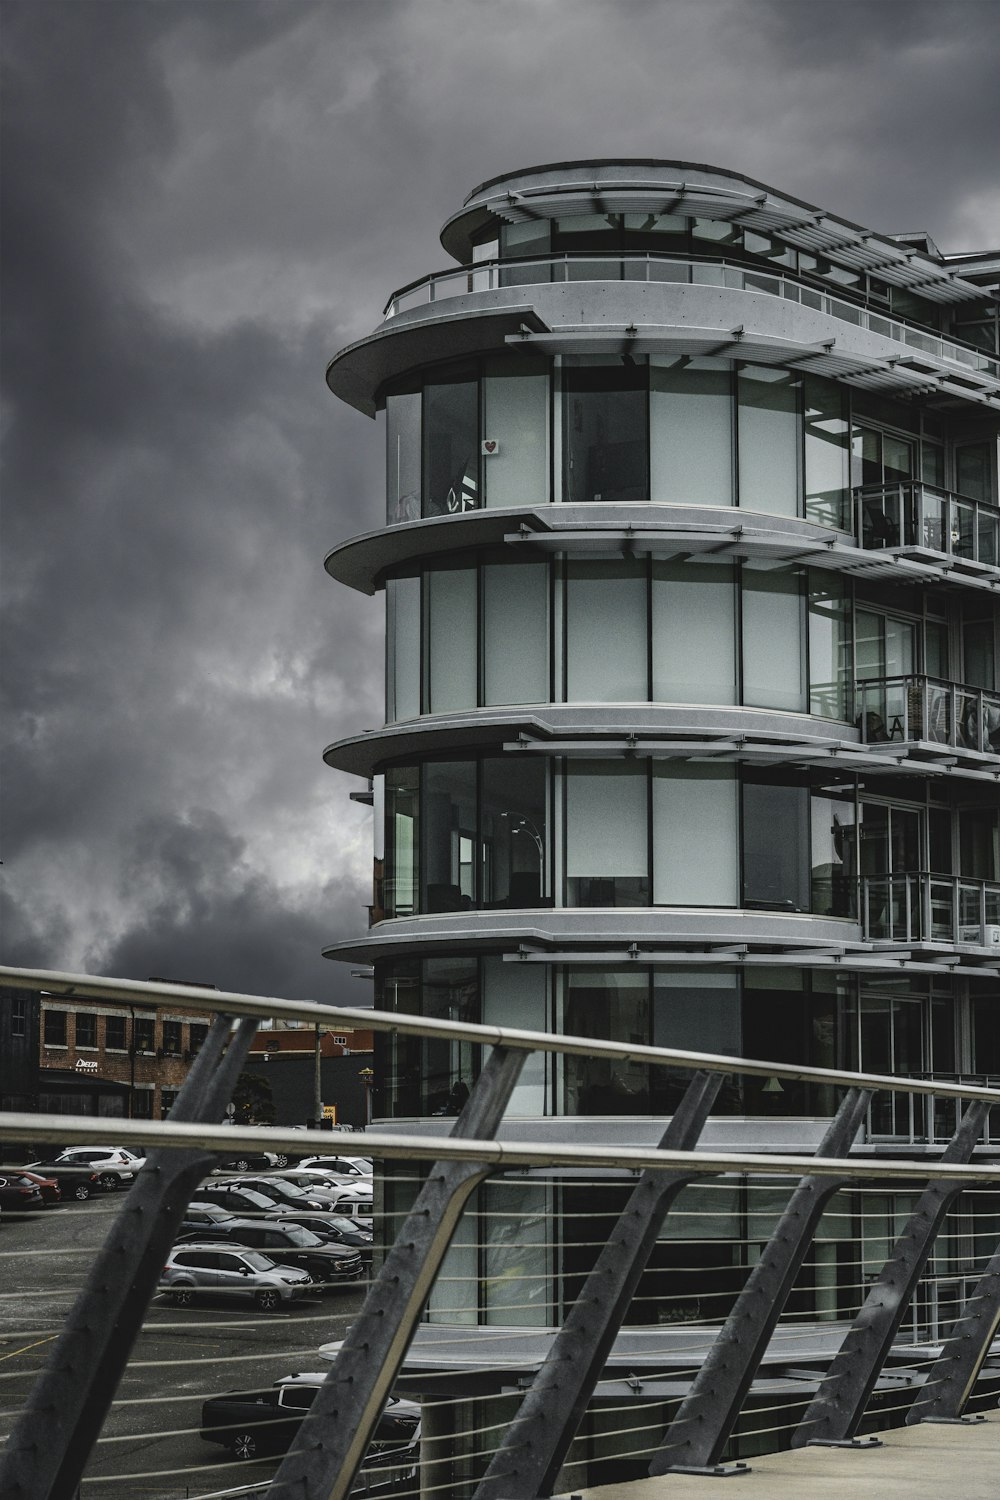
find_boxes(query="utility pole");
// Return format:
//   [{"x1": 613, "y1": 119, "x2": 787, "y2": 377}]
[{"x1": 313, "y1": 1023, "x2": 323, "y2": 1126}]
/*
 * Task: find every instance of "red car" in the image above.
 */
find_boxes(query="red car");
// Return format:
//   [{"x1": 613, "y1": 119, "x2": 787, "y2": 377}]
[{"x1": 15, "y1": 1170, "x2": 62, "y2": 1206}]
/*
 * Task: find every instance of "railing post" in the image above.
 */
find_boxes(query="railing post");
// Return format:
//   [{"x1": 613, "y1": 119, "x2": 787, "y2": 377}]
[
  {"x1": 267, "y1": 1042, "x2": 526, "y2": 1500},
  {"x1": 649, "y1": 1088, "x2": 872, "y2": 1476},
  {"x1": 0, "y1": 1010, "x2": 259, "y2": 1500},
  {"x1": 473, "y1": 1070, "x2": 724, "y2": 1500},
  {"x1": 791, "y1": 1098, "x2": 992, "y2": 1449}
]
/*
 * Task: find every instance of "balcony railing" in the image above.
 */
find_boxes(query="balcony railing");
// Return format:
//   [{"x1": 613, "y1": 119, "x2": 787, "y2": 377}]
[
  {"x1": 856, "y1": 480, "x2": 1000, "y2": 565},
  {"x1": 382, "y1": 253, "x2": 1000, "y2": 381},
  {"x1": 861, "y1": 871, "x2": 1000, "y2": 946},
  {"x1": 854, "y1": 673, "x2": 1000, "y2": 754}
]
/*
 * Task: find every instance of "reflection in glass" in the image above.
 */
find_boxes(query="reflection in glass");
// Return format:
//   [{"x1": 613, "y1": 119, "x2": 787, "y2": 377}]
[
  {"x1": 423, "y1": 374, "x2": 479, "y2": 516},
  {"x1": 742, "y1": 968, "x2": 841, "y2": 1116},
  {"x1": 482, "y1": 355, "x2": 549, "y2": 508},
  {"x1": 385, "y1": 391, "x2": 421, "y2": 524},
  {"x1": 384, "y1": 767, "x2": 418, "y2": 918},
  {"x1": 563, "y1": 969, "x2": 650, "y2": 1113},
  {"x1": 652, "y1": 971, "x2": 740, "y2": 1112},
  {"x1": 386, "y1": 575, "x2": 420, "y2": 721},
  {"x1": 742, "y1": 566, "x2": 806, "y2": 712},
  {"x1": 804, "y1": 376, "x2": 850, "y2": 529},
  {"x1": 743, "y1": 778, "x2": 810, "y2": 910},
  {"x1": 563, "y1": 356, "x2": 648, "y2": 504},
  {"x1": 811, "y1": 793, "x2": 857, "y2": 917},
  {"x1": 565, "y1": 761, "x2": 648, "y2": 906},
  {"x1": 481, "y1": 757, "x2": 548, "y2": 908},
  {"x1": 808, "y1": 573, "x2": 850, "y2": 720},
  {"x1": 422, "y1": 761, "x2": 477, "y2": 912},
  {"x1": 482, "y1": 958, "x2": 547, "y2": 1114}
]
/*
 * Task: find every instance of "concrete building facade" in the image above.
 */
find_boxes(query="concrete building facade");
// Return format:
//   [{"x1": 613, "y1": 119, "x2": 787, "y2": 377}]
[{"x1": 323, "y1": 161, "x2": 1000, "y2": 1331}]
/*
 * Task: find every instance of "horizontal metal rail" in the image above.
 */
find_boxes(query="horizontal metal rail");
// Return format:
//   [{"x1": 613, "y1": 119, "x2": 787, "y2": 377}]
[
  {"x1": 5, "y1": 964, "x2": 1000, "y2": 1106},
  {"x1": 2, "y1": 1112, "x2": 999, "y2": 1184}
]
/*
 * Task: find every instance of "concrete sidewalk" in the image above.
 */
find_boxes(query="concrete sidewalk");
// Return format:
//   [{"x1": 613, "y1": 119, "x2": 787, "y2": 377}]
[{"x1": 560, "y1": 1411, "x2": 1000, "y2": 1500}]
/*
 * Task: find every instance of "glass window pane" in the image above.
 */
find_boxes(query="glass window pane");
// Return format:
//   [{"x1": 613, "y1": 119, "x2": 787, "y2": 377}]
[
  {"x1": 385, "y1": 767, "x2": 419, "y2": 918},
  {"x1": 426, "y1": 568, "x2": 477, "y2": 712},
  {"x1": 804, "y1": 375, "x2": 850, "y2": 529},
  {"x1": 386, "y1": 575, "x2": 420, "y2": 722},
  {"x1": 563, "y1": 970, "x2": 650, "y2": 1113},
  {"x1": 652, "y1": 971, "x2": 740, "y2": 1111},
  {"x1": 423, "y1": 374, "x2": 479, "y2": 516},
  {"x1": 482, "y1": 356, "x2": 549, "y2": 508},
  {"x1": 652, "y1": 764, "x2": 738, "y2": 905},
  {"x1": 742, "y1": 565, "x2": 806, "y2": 711},
  {"x1": 563, "y1": 356, "x2": 648, "y2": 504},
  {"x1": 956, "y1": 443, "x2": 990, "y2": 502},
  {"x1": 499, "y1": 220, "x2": 551, "y2": 287},
  {"x1": 483, "y1": 562, "x2": 549, "y2": 705},
  {"x1": 738, "y1": 365, "x2": 801, "y2": 516},
  {"x1": 482, "y1": 958, "x2": 547, "y2": 1115},
  {"x1": 565, "y1": 761, "x2": 648, "y2": 906},
  {"x1": 650, "y1": 356, "x2": 733, "y2": 506},
  {"x1": 566, "y1": 558, "x2": 647, "y2": 702},
  {"x1": 743, "y1": 778, "x2": 810, "y2": 911},
  {"x1": 811, "y1": 792, "x2": 857, "y2": 917},
  {"x1": 652, "y1": 559, "x2": 736, "y2": 704},
  {"x1": 808, "y1": 572, "x2": 850, "y2": 720},
  {"x1": 481, "y1": 756, "x2": 547, "y2": 908},
  {"x1": 421, "y1": 762, "x2": 477, "y2": 912},
  {"x1": 385, "y1": 391, "x2": 421, "y2": 524}
]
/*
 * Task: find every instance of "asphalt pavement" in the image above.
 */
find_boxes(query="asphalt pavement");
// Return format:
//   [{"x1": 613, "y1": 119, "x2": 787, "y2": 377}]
[{"x1": 0, "y1": 1192, "x2": 367, "y2": 1499}]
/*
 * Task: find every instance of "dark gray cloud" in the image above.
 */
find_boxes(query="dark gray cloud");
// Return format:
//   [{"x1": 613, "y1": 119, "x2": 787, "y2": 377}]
[{"x1": 1, "y1": 0, "x2": 997, "y2": 997}]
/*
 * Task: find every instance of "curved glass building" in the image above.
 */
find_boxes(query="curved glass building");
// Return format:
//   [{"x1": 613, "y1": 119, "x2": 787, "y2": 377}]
[{"x1": 324, "y1": 161, "x2": 1000, "y2": 1327}]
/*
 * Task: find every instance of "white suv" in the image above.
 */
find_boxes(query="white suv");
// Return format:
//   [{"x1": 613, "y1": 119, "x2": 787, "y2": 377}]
[{"x1": 52, "y1": 1147, "x2": 138, "y2": 1189}]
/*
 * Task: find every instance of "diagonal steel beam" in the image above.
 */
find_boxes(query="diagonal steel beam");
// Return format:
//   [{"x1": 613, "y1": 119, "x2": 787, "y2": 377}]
[
  {"x1": 473, "y1": 1069, "x2": 724, "y2": 1500},
  {"x1": 792, "y1": 1098, "x2": 991, "y2": 1448},
  {"x1": 267, "y1": 1043, "x2": 526, "y2": 1500},
  {"x1": 906, "y1": 1241, "x2": 1000, "y2": 1423},
  {"x1": 650, "y1": 1086, "x2": 872, "y2": 1474},
  {"x1": 0, "y1": 1010, "x2": 259, "y2": 1500}
]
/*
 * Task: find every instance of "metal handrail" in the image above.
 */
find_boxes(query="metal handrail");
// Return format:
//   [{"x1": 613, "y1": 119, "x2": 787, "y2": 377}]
[
  {"x1": 381, "y1": 253, "x2": 1000, "y2": 382},
  {"x1": 853, "y1": 672, "x2": 1000, "y2": 752},
  {"x1": 854, "y1": 480, "x2": 1000, "y2": 565},
  {"x1": 3, "y1": 962, "x2": 1000, "y2": 1105}
]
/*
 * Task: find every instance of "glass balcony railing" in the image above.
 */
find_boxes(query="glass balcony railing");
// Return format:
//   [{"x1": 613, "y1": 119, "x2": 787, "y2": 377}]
[
  {"x1": 867, "y1": 1073, "x2": 1000, "y2": 1144},
  {"x1": 382, "y1": 254, "x2": 1000, "y2": 381},
  {"x1": 855, "y1": 481, "x2": 1000, "y2": 565},
  {"x1": 861, "y1": 871, "x2": 1000, "y2": 946},
  {"x1": 854, "y1": 674, "x2": 1000, "y2": 754}
]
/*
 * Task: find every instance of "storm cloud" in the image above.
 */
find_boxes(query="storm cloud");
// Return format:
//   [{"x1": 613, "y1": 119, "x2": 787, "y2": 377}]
[{"x1": 2, "y1": 0, "x2": 998, "y2": 1001}]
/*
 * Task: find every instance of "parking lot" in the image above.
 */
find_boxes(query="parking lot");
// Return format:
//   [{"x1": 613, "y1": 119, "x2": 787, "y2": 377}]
[{"x1": 0, "y1": 1192, "x2": 367, "y2": 1498}]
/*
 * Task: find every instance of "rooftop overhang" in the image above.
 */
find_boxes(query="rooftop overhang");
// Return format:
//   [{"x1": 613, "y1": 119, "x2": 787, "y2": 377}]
[
  {"x1": 324, "y1": 705, "x2": 1000, "y2": 787},
  {"x1": 324, "y1": 503, "x2": 1000, "y2": 599},
  {"x1": 440, "y1": 160, "x2": 989, "y2": 307},
  {"x1": 323, "y1": 909, "x2": 1000, "y2": 980}
]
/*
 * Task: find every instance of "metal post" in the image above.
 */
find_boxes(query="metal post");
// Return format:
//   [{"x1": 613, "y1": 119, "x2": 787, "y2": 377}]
[
  {"x1": 650, "y1": 1087, "x2": 872, "y2": 1476},
  {"x1": 0, "y1": 1011, "x2": 258, "y2": 1500},
  {"x1": 907, "y1": 1243, "x2": 1000, "y2": 1423},
  {"x1": 268, "y1": 1043, "x2": 526, "y2": 1500},
  {"x1": 474, "y1": 1070, "x2": 723, "y2": 1500},
  {"x1": 792, "y1": 1098, "x2": 991, "y2": 1449}
]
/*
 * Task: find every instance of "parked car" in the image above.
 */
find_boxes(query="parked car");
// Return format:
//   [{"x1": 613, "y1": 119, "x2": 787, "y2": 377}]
[
  {"x1": 179, "y1": 1201, "x2": 242, "y2": 1237},
  {"x1": 190, "y1": 1181, "x2": 290, "y2": 1217},
  {"x1": 51, "y1": 1147, "x2": 137, "y2": 1190},
  {"x1": 1, "y1": 1170, "x2": 61, "y2": 1207},
  {"x1": 298, "y1": 1155, "x2": 372, "y2": 1177},
  {"x1": 0, "y1": 1176, "x2": 45, "y2": 1212},
  {"x1": 159, "y1": 1243, "x2": 312, "y2": 1310},
  {"x1": 216, "y1": 1149, "x2": 287, "y2": 1172},
  {"x1": 174, "y1": 1219, "x2": 364, "y2": 1288},
  {"x1": 212, "y1": 1175, "x2": 340, "y2": 1213},
  {"x1": 275, "y1": 1213, "x2": 373, "y2": 1263},
  {"x1": 200, "y1": 1372, "x2": 419, "y2": 1461},
  {"x1": 21, "y1": 1161, "x2": 104, "y2": 1201}
]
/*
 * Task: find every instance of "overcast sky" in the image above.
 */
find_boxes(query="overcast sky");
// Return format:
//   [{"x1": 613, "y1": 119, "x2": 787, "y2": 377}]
[{"x1": 2, "y1": 0, "x2": 998, "y2": 1003}]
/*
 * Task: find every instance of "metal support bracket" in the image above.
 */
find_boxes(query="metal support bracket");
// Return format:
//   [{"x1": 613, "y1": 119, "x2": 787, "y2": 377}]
[
  {"x1": 791, "y1": 1098, "x2": 991, "y2": 1449},
  {"x1": 906, "y1": 1242, "x2": 1000, "y2": 1424},
  {"x1": 473, "y1": 1069, "x2": 724, "y2": 1500},
  {"x1": 268, "y1": 1043, "x2": 526, "y2": 1500},
  {"x1": 0, "y1": 1011, "x2": 259, "y2": 1500},
  {"x1": 806, "y1": 1436, "x2": 883, "y2": 1449},
  {"x1": 666, "y1": 1462, "x2": 753, "y2": 1477},
  {"x1": 650, "y1": 1087, "x2": 872, "y2": 1475}
]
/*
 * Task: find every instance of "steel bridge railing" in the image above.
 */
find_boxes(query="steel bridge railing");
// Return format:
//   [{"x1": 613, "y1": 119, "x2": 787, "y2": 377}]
[{"x1": 1, "y1": 964, "x2": 1000, "y2": 1500}]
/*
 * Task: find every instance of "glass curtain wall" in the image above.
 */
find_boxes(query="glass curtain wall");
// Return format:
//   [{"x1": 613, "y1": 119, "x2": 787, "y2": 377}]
[
  {"x1": 738, "y1": 366, "x2": 801, "y2": 517},
  {"x1": 482, "y1": 354, "x2": 549, "y2": 508},
  {"x1": 562, "y1": 356, "x2": 648, "y2": 504},
  {"x1": 565, "y1": 761, "x2": 649, "y2": 906},
  {"x1": 651, "y1": 560, "x2": 737, "y2": 704},
  {"x1": 385, "y1": 575, "x2": 420, "y2": 721},
  {"x1": 742, "y1": 565, "x2": 807, "y2": 711},
  {"x1": 566, "y1": 557, "x2": 648, "y2": 700},
  {"x1": 649, "y1": 357, "x2": 733, "y2": 505},
  {"x1": 804, "y1": 376, "x2": 851, "y2": 529},
  {"x1": 423, "y1": 369, "x2": 479, "y2": 516},
  {"x1": 385, "y1": 389, "x2": 421, "y2": 524}
]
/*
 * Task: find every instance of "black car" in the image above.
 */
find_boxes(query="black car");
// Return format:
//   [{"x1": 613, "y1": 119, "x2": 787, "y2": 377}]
[
  {"x1": 19, "y1": 1161, "x2": 104, "y2": 1201},
  {"x1": 190, "y1": 1182, "x2": 295, "y2": 1217},
  {"x1": 175, "y1": 1219, "x2": 364, "y2": 1288},
  {"x1": 0, "y1": 1176, "x2": 45, "y2": 1213},
  {"x1": 212, "y1": 1175, "x2": 335, "y2": 1213},
  {"x1": 275, "y1": 1214, "x2": 374, "y2": 1267},
  {"x1": 179, "y1": 1201, "x2": 242, "y2": 1237},
  {"x1": 201, "y1": 1372, "x2": 419, "y2": 1462}
]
